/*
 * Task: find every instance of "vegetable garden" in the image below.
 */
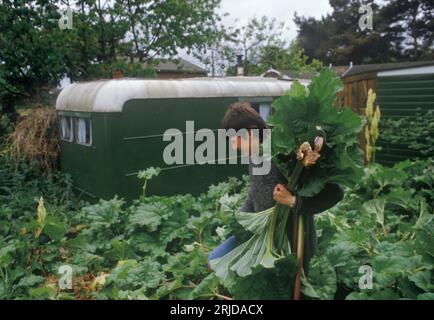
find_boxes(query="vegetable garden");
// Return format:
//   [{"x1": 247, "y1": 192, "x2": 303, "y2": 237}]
[
  {"x1": 0, "y1": 71, "x2": 433, "y2": 300},
  {"x1": 1, "y1": 155, "x2": 433, "y2": 300}
]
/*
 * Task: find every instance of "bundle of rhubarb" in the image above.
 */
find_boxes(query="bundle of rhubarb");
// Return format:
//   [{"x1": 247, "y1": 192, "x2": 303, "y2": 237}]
[{"x1": 210, "y1": 69, "x2": 364, "y2": 294}]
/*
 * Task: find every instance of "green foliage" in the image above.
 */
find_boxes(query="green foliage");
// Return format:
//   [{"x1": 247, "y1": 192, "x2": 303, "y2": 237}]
[
  {"x1": 137, "y1": 167, "x2": 161, "y2": 197},
  {"x1": 228, "y1": 256, "x2": 297, "y2": 300},
  {"x1": 0, "y1": 151, "x2": 247, "y2": 299},
  {"x1": 270, "y1": 69, "x2": 364, "y2": 194},
  {"x1": 252, "y1": 41, "x2": 322, "y2": 76},
  {"x1": 0, "y1": 0, "x2": 68, "y2": 95},
  {"x1": 0, "y1": 144, "x2": 433, "y2": 300},
  {"x1": 307, "y1": 158, "x2": 434, "y2": 300},
  {"x1": 0, "y1": 0, "x2": 224, "y2": 116},
  {"x1": 379, "y1": 110, "x2": 434, "y2": 158},
  {"x1": 0, "y1": 113, "x2": 14, "y2": 138},
  {"x1": 294, "y1": 0, "x2": 434, "y2": 65},
  {"x1": 0, "y1": 155, "x2": 82, "y2": 213},
  {"x1": 86, "y1": 61, "x2": 157, "y2": 80}
]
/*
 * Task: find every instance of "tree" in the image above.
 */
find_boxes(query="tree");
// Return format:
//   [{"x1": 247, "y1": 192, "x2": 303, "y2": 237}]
[
  {"x1": 235, "y1": 16, "x2": 287, "y2": 75},
  {"x1": 294, "y1": 0, "x2": 433, "y2": 65},
  {"x1": 116, "y1": 0, "x2": 223, "y2": 63},
  {"x1": 195, "y1": 16, "x2": 289, "y2": 76},
  {"x1": 327, "y1": 0, "x2": 386, "y2": 64},
  {"x1": 195, "y1": 16, "x2": 322, "y2": 77},
  {"x1": 0, "y1": 0, "x2": 69, "y2": 120},
  {"x1": 254, "y1": 41, "x2": 322, "y2": 75},
  {"x1": 381, "y1": 0, "x2": 434, "y2": 60},
  {"x1": 0, "y1": 0, "x2": 224, "y2": 122},
  {"x1": 292, "y1": 15, "x2": 331, "y2": 65},
  {"x1": 192, "y1": 19, "x2": 239, "y2": 77}
]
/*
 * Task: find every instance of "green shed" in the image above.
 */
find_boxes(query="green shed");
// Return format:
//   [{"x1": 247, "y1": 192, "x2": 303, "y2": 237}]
[
  {"x1": 55, "y1": 76, "x2": 302, "y2": 202},
  {"x1": 376, "y1": 64, "x2": 434, "y2": 165},
  {"x1": 335, "y1": 60, "x2": 434, "y2": 165}
]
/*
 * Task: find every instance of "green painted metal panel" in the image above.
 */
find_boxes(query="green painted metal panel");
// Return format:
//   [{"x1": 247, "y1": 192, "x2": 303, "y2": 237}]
[
  {"x1": 376, "y1": 140, "x2": 422, "y2": 158},
  {"x1": 378, "y1": 102, "x2": 434, "y2": 108},
  {"x1": 376, "y1": 79, "x2": 434, "y2": 90},
  {"x1": 58, "y1": 112, "x2": 119, "y2": 202},
  {"x1": 58, "y1": 96, "x2": 277, "y2": 203},
  {"x1": 376, "y1": 87, "x2": 434, "y2": 95},
  {"x1": 379, "y1": 95, "x2": 434, "y2": 103},
  {"x1": 377, "y1": 73, "x2": 434, "y2": 82},
  {"x1": 114, "y1": 97, "x2": 246, "y2": 201},
  {"x1": 376, "y1": 73, "x2": 434, "y2": 166}
]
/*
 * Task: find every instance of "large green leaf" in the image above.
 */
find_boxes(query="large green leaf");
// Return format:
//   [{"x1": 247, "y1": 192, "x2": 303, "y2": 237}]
[
  {"x1": 128, "y1": 203, "x2": 164, "y2": 232},
  {"x1": 44, "y1": 216, "x2": 68, "y2": 241},
  {"x1": 227, "y1": 255, "x2": 297, "y2": 300},
  {"x1": 302, "y1": 256, "x2": 337, "y2": 300},
  {"x1": 346, "y1": 289, "x2": 400, "y2": 300},
  {"x1": 409, "y1": 270, "x2": 434, "y2": 292},
  {"x1": 363, "y1": 198, "x2": 387, "y2": 232},
  {"x1": 189, "y1": 273, "x2": 221, "y2": 300},
  {"x1": 235, "y1": 207, "x2": 274, "y2": 234}
]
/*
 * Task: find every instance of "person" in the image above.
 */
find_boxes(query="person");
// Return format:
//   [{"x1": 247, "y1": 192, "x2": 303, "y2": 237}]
[{"x1": 208, "y1": 101, "x2": 344, "y2": 272}]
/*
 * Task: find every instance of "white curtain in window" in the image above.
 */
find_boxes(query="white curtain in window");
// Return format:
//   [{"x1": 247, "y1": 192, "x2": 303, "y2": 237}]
[
  {"x1": 259, "y1": 103, "x2": 271, "y2": 121},
  {"x1": 61, "y1": 117, "x2": 67, "y2": 138},
  {"x1": 77, "y1": 118, "x2": 87, "y2": 144},
  {"x1": 61, "y1": 117, "x2": 70, "y2": 140}
]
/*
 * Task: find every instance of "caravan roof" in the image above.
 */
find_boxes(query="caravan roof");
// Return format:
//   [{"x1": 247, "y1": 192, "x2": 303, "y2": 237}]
[{"x1": 55, "y1": 77, "x2": 304, "y2": 112}]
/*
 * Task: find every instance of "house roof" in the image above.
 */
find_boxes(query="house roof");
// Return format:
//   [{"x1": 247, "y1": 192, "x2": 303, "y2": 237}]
[
  {"x1": 151, "y1": 58, "x2": 208, "y2": 74},
  {"x1": 56, "y1": 77, "x2": 307, "y2": 113},
  {"x1": 118, "y1": 56, "x2": 208, "y2": 74},
  {"x1": 261, "y1": 68, "x2": 319, "y2": 80},
  {"x1": 283, "y1": 70, "x2": 319, "y2": 79},
  {"x1": 342, "y1": 60, "x2": 434, "y2": 78},
  {"x1": 331, "y1": 66, "x2": 350, "y2": 77}
]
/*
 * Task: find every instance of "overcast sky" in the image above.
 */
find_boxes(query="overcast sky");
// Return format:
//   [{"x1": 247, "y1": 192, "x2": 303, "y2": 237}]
[
  {"x1": 180, "y1": 0, "x2": 333, "y2": 65},
  {"x1": 218, "y1": 0, "x2": 333, "y2": 41}
]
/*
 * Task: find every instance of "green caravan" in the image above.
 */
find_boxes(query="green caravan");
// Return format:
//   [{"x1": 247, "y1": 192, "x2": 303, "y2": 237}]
[{"x1": 55, "y1": 76, "x2": 304, "y2": 202}]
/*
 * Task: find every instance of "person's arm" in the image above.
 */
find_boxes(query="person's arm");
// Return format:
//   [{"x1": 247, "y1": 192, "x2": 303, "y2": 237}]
[{"x1": 294, "y1": 183, "x2": 344, "y2": 215}]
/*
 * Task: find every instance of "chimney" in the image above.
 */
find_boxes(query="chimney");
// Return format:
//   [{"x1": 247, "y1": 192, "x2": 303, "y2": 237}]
[
  {"x1": 112, "y1": 69, "x2": 124, "y2": 79},
  {"x1": 236, "y1": 54, "x2": 244, "y2": 76}
]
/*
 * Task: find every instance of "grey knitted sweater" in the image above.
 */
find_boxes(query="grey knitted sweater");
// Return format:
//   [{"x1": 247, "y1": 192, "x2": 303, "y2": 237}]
[{"x1": 241, "y1": 158, "x2": 344, "y2": 268}]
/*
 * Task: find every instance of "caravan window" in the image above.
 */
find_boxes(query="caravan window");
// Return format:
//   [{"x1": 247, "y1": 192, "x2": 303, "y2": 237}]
[
  {"x1": 75, "y1": 118, "x2": 92, "y2": 146},
  {"x1": 60, "y1": 116, "x2": 73, "y2": 142},
  {"x1": 259, "y1": 103, "x2": 271, "y2": 121}
]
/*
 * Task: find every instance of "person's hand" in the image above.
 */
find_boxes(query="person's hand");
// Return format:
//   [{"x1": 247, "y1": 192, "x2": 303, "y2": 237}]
[{"x1": 273, "y1": 184, "x2": 296, "y2": 207}]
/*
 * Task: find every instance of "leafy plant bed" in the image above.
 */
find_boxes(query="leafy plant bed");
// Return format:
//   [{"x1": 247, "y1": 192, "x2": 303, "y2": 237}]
[{"x1": 0, "y1": 154, "x2": 433, "y2": 299}]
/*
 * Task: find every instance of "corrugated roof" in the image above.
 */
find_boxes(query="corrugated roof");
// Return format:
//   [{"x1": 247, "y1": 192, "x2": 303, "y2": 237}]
[
  {"x1": 342, "y1": 60, "x2": 434, "y2": 77},
  {"x1": 56, "y1": 77, "x2": 307, "y2": 113}
]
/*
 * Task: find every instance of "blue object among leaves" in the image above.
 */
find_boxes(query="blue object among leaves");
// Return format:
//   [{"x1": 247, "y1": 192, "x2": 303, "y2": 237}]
[{"x1": 208, "y1": 235, "x2": 238, "y2": 261}]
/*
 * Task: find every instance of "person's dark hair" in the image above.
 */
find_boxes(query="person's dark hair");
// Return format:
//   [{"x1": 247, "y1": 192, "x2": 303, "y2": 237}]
[{"x1": 220, "y1": 101, "x2": 268, "y2": 142}]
